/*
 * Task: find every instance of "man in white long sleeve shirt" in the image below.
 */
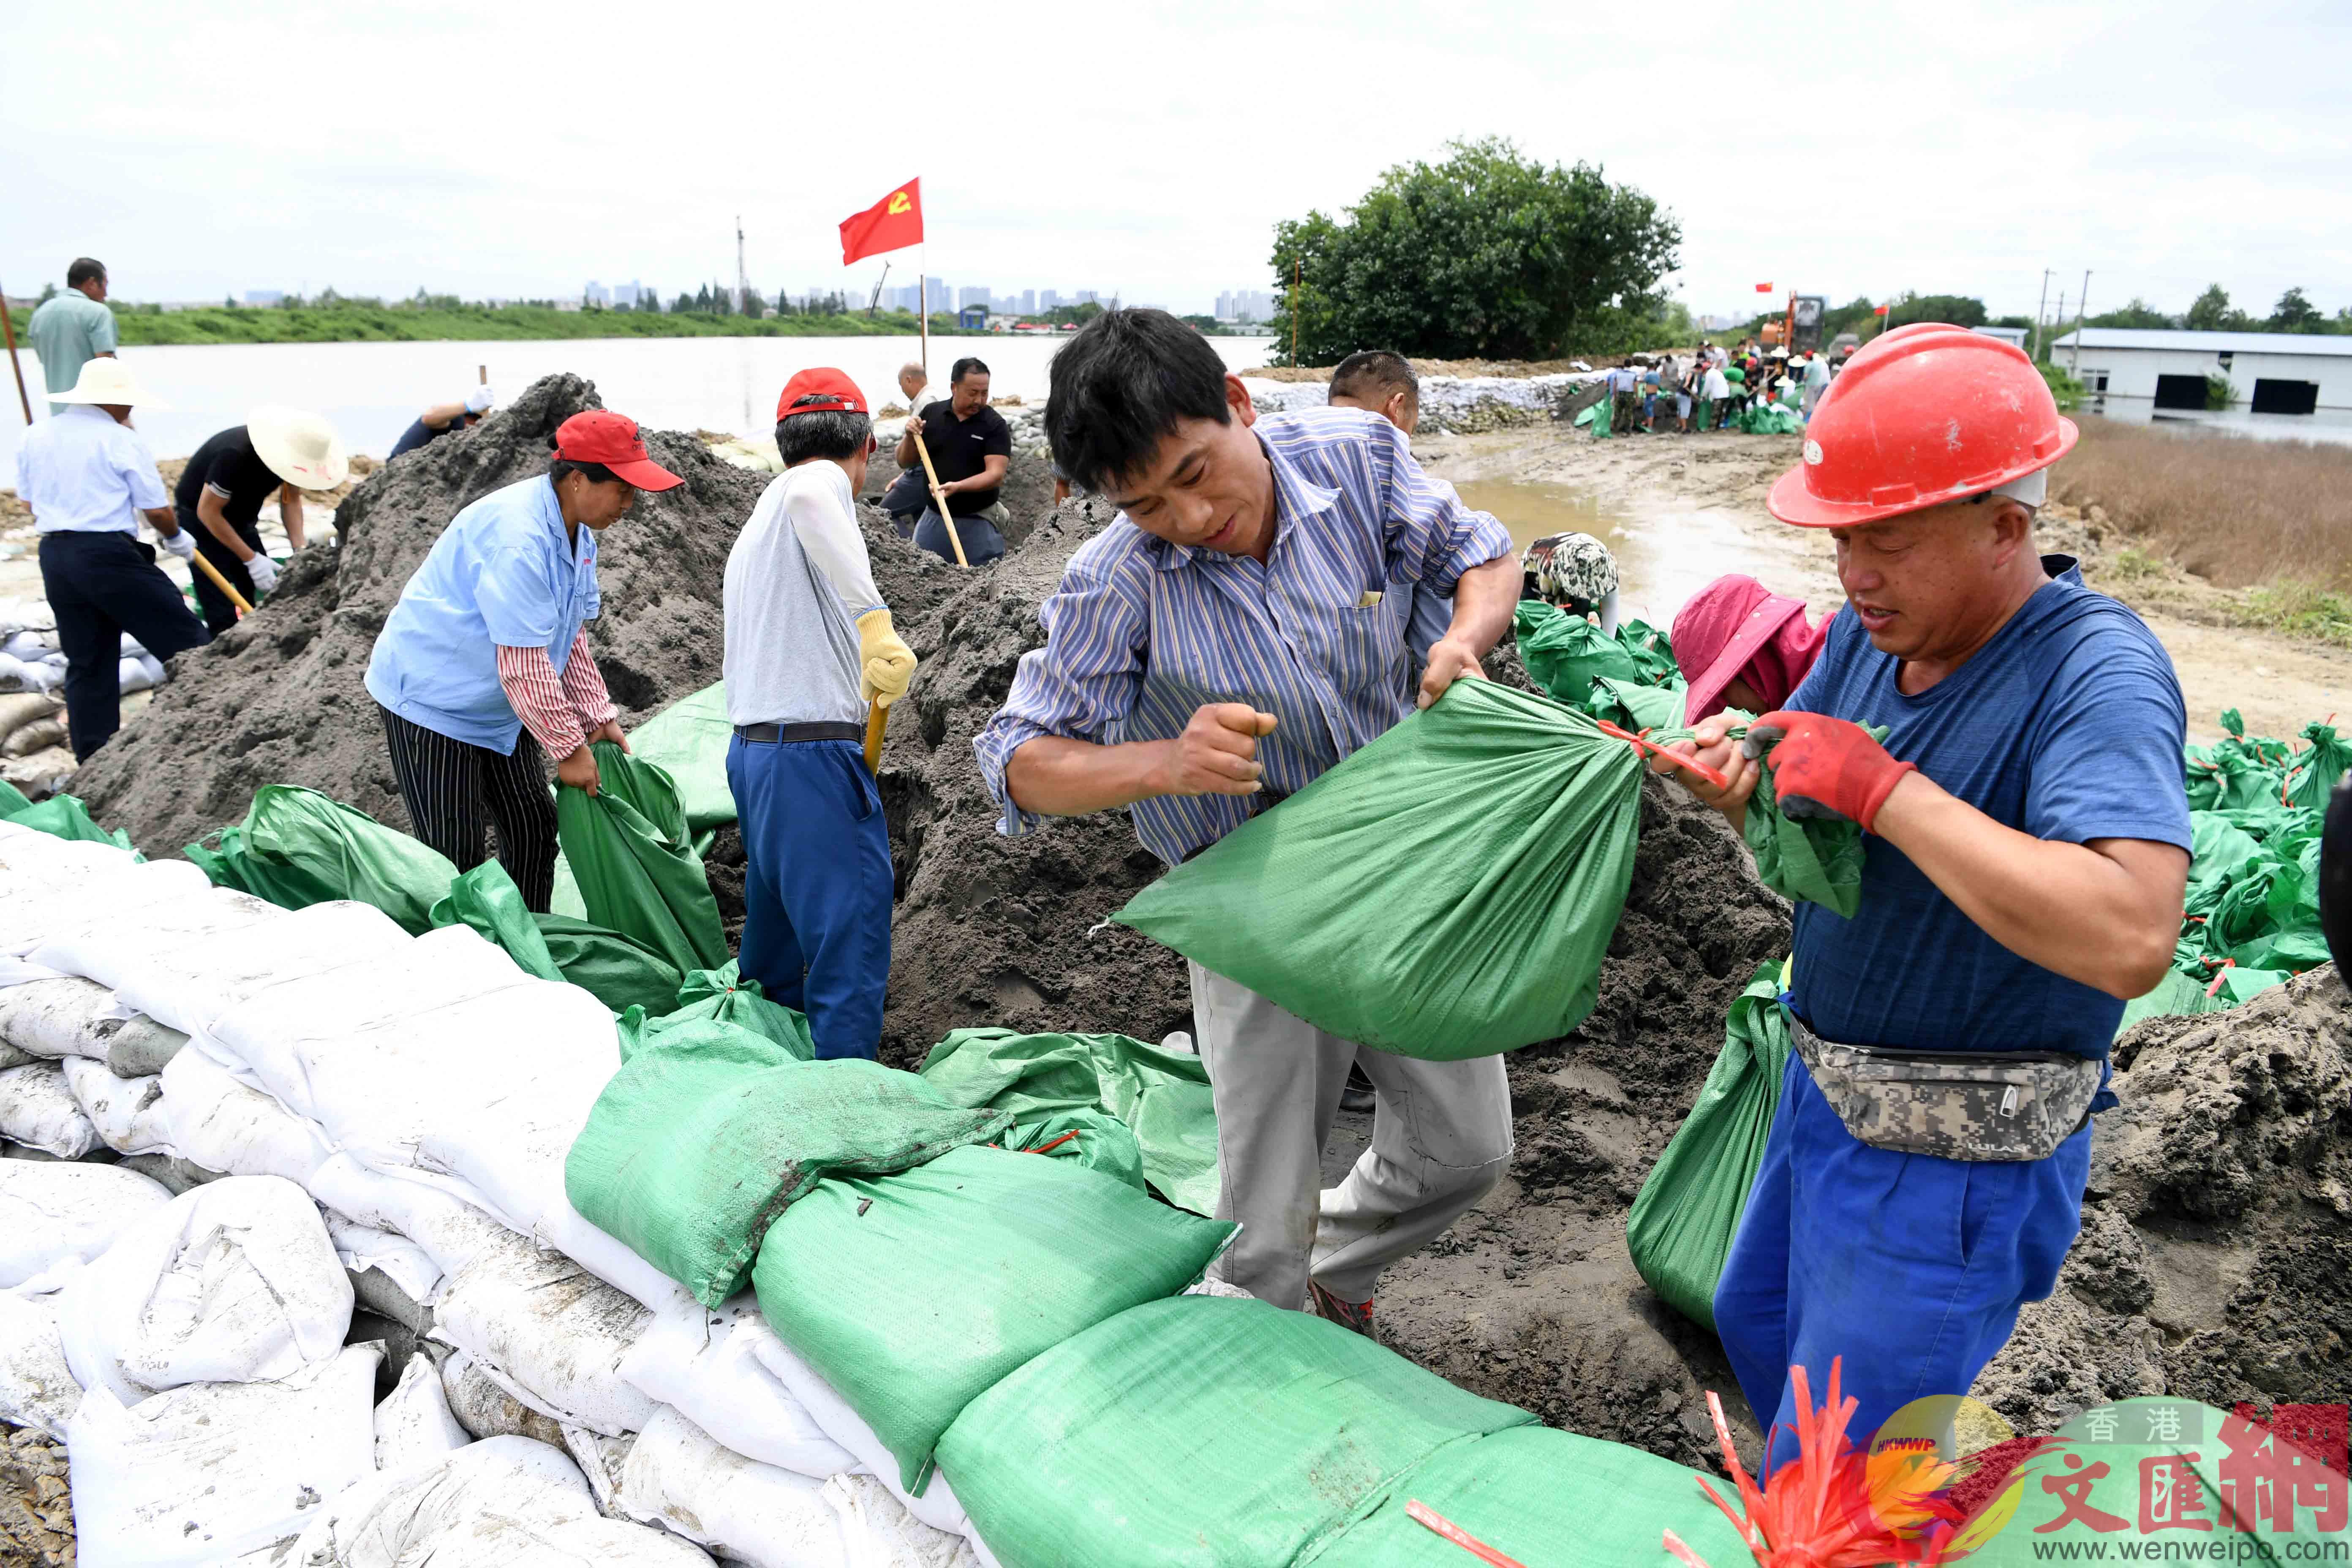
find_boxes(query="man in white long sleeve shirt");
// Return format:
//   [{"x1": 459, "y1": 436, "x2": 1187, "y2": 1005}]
[{"x1": 721, "y1": 368, "x2": 917, "y2": 1059}]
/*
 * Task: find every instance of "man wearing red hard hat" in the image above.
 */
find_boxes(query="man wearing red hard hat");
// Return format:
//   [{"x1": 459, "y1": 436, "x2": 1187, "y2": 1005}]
[
  {"x1": 719, "y1": 369, "x2": 916, "y2": 1059},
  {"x1": 1655, "y1": 324, "x2": 2192, "y2": 1465},
  {"x1": 366, "y1": 409, "x2": 682, "y2": 909}
]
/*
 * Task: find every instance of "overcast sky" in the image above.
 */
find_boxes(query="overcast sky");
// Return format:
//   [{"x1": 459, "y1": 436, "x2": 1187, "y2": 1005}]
[{"x1": 5, "y1": 0, "x2": 2344, "y2": 325}]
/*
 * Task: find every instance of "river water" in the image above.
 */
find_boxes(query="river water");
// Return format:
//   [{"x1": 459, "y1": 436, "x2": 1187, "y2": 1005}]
[{"x1": 0, "y1": 334, "x2": 1279, "y2": 486}]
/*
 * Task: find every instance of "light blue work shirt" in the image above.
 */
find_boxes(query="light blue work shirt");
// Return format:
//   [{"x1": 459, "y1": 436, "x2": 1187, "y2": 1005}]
[
  {"x1": 26, "y1": 293, "x2": 118, "y2": 413},
  {"x1": 16, "y1": 406, "x2": 168, "y2": 534},
  {"x1": 365, "y1": 475, "x2": 600, "y2": 754}
]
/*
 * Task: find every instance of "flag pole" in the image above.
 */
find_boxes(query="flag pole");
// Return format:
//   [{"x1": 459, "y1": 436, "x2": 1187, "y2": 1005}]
[{"x1": 919, "y1": 245, "x2": 928, "y2": 381}]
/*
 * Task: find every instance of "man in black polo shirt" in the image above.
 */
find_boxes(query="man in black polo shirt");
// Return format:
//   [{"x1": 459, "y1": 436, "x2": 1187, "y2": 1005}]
[
  {"x1": 173, "y1": 406, "x2": 346, "y2": 630},
  {"x1": 895, "y1": 356, "x2": 1013, "y2": 565}
]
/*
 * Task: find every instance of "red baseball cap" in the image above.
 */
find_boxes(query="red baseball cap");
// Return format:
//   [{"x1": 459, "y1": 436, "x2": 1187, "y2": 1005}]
[
  {"x1": 553, "y1": 411, "x2": 682, "y2": 491},
  {"x1": 776, "y1": 368, "x2": 868, "y2": 421}
]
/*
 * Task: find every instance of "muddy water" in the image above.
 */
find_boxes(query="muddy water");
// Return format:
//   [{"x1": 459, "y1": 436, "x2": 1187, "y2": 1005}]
[{"x1": 1454, "y1": 478, "x2": 1813, "y2": 627}]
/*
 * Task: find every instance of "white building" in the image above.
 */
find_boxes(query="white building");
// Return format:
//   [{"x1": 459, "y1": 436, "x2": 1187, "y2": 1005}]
[
  {"x1": 1970, "y1": 325, "x2": 2028, "y2": 348},
  {"x1": 1040, "y1": 289, "x2": 1061, "y2": 312},
  {"x1": 2050, "y1": 328, "x2": 2352, "y2": 416},
  {"x1": 583, "y1": 281, "x2": 610, "y2": 308}
]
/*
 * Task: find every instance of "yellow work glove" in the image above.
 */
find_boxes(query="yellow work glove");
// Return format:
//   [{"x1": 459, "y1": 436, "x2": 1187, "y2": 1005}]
[{"x1": 855, "y1": 607, "x2": 917, "y2": 707}]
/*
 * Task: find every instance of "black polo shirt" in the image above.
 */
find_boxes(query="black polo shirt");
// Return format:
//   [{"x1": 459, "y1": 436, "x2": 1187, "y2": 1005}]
[
  {"x1": 914, "y1": 399, "x2": 1012, "y2": 516},
  {"x1": 173, "y1": 425, "x2": 281, "y2": 527}
]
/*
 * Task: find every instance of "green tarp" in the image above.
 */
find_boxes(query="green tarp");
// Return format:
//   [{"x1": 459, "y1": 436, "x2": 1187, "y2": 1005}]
[
  {"x1": 555, "y1": 742, "x2": 729, "y2": 976},
  {"x1": 664, "y1": 961, "x2": 815, "y2": 1059},
  {"x1": 0, "y1": 781, "x2": 30, "y2": 817},
  {"x1": 568, "y1": 1018, "x2": 1009, "y2": 1307},
  {"x1": 186, "y1": 784, "x2": 457, "y2": 933},
  {"x1": 917, "y1": 1028, "x2": 1220, "y2": 1215},
  {"x1": 754, "y1": 1144, "x2": 1237, "y2": 1495},
  {"x1": 626, "y1": 682, "x2": 737, "y2": 833},
  {"x1": 5, "y1": 792, "x2": 132, "y2": 852},
  {"x1": 937, "y1": 1293, "x2": 1536, "y2": 1568},
  {"x1": 1590, "y1": 675, "x2": 1687, "y2": 733},
  {"x1": 1624, "y1": 959, "x2": 1791, "y2": 1329},
  {"x1": 429, "y1": 860, "x2": 684, "y2": 1015},
  {"x1": 1116, "y1": 678, "x2": 1642, "y2": 1059},
  {"x1": 1298, "y1": 1425, "x2": 1753, "y2": 1568}
]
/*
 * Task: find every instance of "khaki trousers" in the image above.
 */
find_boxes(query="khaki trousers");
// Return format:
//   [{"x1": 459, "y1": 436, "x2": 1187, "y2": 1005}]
[{"x1": 1188, "y1": 962, "x2": 1514, "y2": 1309}]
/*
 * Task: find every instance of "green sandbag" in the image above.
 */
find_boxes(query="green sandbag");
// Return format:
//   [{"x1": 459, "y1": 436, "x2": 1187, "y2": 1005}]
[
  {"x1": 917, "y1": 1028, "x2": 1219, "y2": 1214},
  {"x1": 665, "y1": 961, "x2": 814, "y2": 1059},
  {"x1": 1614, "y1": 617, "x2": 1677, "y2": 686},
  {"x1": 555, "y1": 741, "x2": 728, "y2": 975},
  {"x1": 936, "y1": 1293, "x2": 1535, "y2": 1568},
  {"x1": 1514, "y1": 599, "x2": 1639, "y2": 707},
  {"x1": 430, "y1": 860, "x2": 683, "y2": 1014},
  {"x1": 1297, "y1": 1425, "x2": 1753, "y2": 1568},
  {"x1": 1653, "y1": 713, "x2": 1874, "y2": 918},
  {"x1": 0, "y1": 780, "x2": 31, "y2": 817},
  {"x1": 1590, "y1": 675, "x2": 1686, "y2": 732},
  {"x1": 5, "y1": 793, "x2": 132, "y2": 851},
  {"x1": 186, "y1": 784, "x2": 457, "y2": 932},
  {"x1": 2115, "y1": 967, "x2": 2227, "y2": 1038},
  {"x1": 754, "y1": 1144, "x2": 1237, "y2": 1495},
  {"x1": 1625, "y1": 960, "x2": 1790, "y2": 1329},
  {"x1": 2284, "y1": 721, "x2": 2352, "y2": 810},
  {"x1": 1116, "y1": 679, "x2": 1643, "y2": 1059},
  {"x1": 1006, "y1": 1109, "x2": 1147, "y2": 1192},
  {"x1": 567, "y1": 1019, "x2": 1009, "y2": 1307},
  {"x1": 626, "y1": 682, "x2": 738, "y2": 833}
]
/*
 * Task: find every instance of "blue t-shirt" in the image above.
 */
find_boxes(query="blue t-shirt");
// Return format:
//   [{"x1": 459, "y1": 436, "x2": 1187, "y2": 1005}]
[
  {"x1": 1787, "y1": 560, "x2": 2192, "y2": 1059},
  {"x1": 364, "y1": 475, "x2": 599, "y2": 754},
  {"x1": 389, "y1": 411, "x2": 475, "y2": 460}
]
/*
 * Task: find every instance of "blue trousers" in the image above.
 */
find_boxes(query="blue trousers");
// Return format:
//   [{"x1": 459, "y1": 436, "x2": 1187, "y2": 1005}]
[
  {"x1": 725, "y1": 735, "x2": 892, "y2": 1060},
  {"x1": 914, "y1": 508, "x2": 1005, "y2": 566},
  {"x1": 1713, "y1": 1052, "x2": 2090, "y2": 1472}
]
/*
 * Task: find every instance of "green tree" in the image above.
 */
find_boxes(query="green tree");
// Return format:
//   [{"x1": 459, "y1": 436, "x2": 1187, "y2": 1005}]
[
  {"x1": 2088, "y1": 297, "x2": 2177, "y2": 329},
  {"x1": 38, "y1": 283, "x2": 58, "y2": 304},
  {"x1": 1266, "y1": 136, "x2": 1678, "y2": 365},
  {"x1": 740, "y1": 285, "x2": 765, "y2": 320},
  {"x1": 2269, "y1": 287, "x2": 2321, "y2": 333},
  {"x1": 2185, "y1": 284, "x2": 2235, "y2": 331},
  {"x1": 672, "y1": 292, "x2": 695, "y2": 315},
  {"x1": 1885, "y1": 293, "x2": 1987, "y2": 329}
]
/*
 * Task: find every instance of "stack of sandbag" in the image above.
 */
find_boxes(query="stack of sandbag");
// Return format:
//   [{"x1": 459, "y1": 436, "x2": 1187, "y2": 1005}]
[{"x1": 0, "y1": 607, "x2": 169, "y2": 698}]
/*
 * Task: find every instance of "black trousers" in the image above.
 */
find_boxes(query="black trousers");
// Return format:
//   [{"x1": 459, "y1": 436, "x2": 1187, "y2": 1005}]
[
  {"x1": 879, "y1": 469, "x2": 929, "y2": 533},
  {"x1": 376, "y1": 704, "x2": 559, "y2": 913},
  {"x1": 36, "y1": 531, "x2": 212, "y2": 761},
  {"x1": 177, "y1": 504, "x2": 263, "y2": 634}
]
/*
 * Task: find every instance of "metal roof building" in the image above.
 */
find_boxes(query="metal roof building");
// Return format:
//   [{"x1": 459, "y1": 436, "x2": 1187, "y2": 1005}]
[{"x1": 2050, "y1": 328, "x2": 2352, "y2": 416}]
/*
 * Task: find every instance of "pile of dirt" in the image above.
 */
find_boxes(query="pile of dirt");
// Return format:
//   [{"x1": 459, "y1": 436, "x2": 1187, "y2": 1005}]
[{"x1": 0, "y1": 1425, "x2": 71, "y2": 1568}]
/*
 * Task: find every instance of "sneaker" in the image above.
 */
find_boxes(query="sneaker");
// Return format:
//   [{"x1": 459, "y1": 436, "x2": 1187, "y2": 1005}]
[
  {"x1": 1339, "y1": 1064, "x2": 1375, "y2": 1115},
  {"x1": 1308, "y1": 1281, "x2": 1377, "y2": 1340}
]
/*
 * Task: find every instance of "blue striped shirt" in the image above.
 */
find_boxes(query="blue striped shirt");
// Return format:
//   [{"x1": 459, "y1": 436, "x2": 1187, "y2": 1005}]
[{"x1": 973, "y1": 408, "x2": 1511, "y2": 866}]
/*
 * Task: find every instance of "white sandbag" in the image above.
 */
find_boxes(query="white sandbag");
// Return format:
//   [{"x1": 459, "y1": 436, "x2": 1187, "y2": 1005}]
[
  {"x1": 440, "y1": 1348, "x2": 567, "y2": 1445},
  {"x1": 307, "y1": 1153, "x2": 509, "y2": 1280},
  {"x1": 2, "y1": 716, "x2": 67, "y2": 758},
  {"x1": 620, "y1": 1295, "x2": 859, "y2": 1480},
  {"x1": 156, "y1": 1045, "x2": 337, "y2": 1183},
  {"x1": 328, "y1": 1213, "x2": 444, "y2": 1307},
  {"x1": 0, "y1": 690, "x2": 60, "y2": 743},
  {"x1": 57, "y1": 1173, "x2": 354, "y2": 1406},
  {"x1": 0, "y1": 1158, "x2": 173, "y2": 1287},
  {"x1": 427, "y1": 1220, "x2": 654, "y2": 1438},
  {"x1": 117, "y1": 655, "x2": 161, "y2": 695},
  {"x1": 621, "y1": 1405, "x2": 978, "y2": 1568},
  {"x1": 743, "y1": 1323, "x2": 980, "y2": 1544},
  {"x1": 375, "y1": 1352, "x2": 470, "y2": 1475},
  {"x1": 0, "y1": 847, "x2": 192, "y2": 958},
  {"x1": 107, "y1": 1013, "x2": 188, "y2": 1078},
  {"x1": 0, "y1": 1283, "x2": 83, "y2": 1438},
  {"x1": 0, "y1": 975, "x2": 122, "y2": 1060},
  {"x1": 63, "y1": 1056, "x2": 172, "y2": 1155},
  {"x1": 0, "y1": 630, "x2": 49, "y2": 662},
  {"x1": 112, "y1": 898, "x2": 414, "y2": 1042},
  {"x1": 288, "y1": 1435, "x2": 714, "y2": 1567},
  {"x1": 0, "y1": 1060, "x2": 101, "y2": 1158},
  {"x1": 30, "y1": 883, "x2": 283, "y2": 1016},
  {"x1": 67, "y1": 1341, "x2": 380, "y2": 1568}
]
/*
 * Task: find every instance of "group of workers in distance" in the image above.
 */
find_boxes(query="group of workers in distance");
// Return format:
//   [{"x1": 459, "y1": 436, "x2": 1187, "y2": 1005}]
[{"x1": 11, "y1": 267, "x2": 2231, "y2": 1476}]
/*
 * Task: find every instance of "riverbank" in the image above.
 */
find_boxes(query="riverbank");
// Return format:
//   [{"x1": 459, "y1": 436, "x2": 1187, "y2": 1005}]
[
  {"x1": 103, "y1": 302, "x2": 948, "y2": 346},
  {"x1": 1412, "y1": 421, "x2": 2352, "y2": 745}
]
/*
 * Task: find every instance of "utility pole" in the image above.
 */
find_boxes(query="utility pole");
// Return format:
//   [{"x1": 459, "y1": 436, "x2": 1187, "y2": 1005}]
[
  {"x1": 729, "y1": 215, "x2": 748, "y2": 315},
  {"x1": 2069, "y1": 270, "x2": 2091, "y2": 378},
  {"x1": 2031, "y1": 269, "x2": 2053, "y2": 362}
]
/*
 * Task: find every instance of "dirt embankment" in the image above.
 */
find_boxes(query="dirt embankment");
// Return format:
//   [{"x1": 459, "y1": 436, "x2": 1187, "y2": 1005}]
[{"x1": 61, "y1": 375, "x2": 2351, "y2": 1478}]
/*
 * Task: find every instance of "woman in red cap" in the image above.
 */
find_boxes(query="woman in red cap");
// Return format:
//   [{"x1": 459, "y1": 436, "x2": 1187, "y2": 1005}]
[
  {"x1": 364, "y1": 409, "x2": 682, "y2": 909},
  {"x1": 1670, "y1": 574, "x2": 1829, "y2": 724}
]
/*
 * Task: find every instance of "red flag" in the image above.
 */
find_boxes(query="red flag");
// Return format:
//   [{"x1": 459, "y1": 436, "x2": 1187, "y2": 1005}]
[
  {"x1": 1754, "y1": 282, "x2": 1773, "y2": 293},
  {"x1": 840, "y1": 178, "x2": 923, "y2": 265},
  {"x1": 1873, "y1": 304, "x2": 1890, "y2": 316}
]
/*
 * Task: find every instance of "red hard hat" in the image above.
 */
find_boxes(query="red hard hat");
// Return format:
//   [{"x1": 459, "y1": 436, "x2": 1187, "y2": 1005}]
[{"x1": 1766, "y1": 323, "x2": 2077, "y2": 529}]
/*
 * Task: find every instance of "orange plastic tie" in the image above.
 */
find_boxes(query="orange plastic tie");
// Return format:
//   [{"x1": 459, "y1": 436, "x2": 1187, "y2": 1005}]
[
  {"x1": 1406, "y1": 1502, "x2": 1531, "y2": 1568},
  {"x1": 1595, "y1": 718, "x2": 1731, "y2": 791}
]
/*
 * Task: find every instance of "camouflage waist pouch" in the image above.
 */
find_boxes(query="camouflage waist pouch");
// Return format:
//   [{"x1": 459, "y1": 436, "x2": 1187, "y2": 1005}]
[{"x1": 1790, "y1": 1018, "x2": 2101, "y2": 1162}]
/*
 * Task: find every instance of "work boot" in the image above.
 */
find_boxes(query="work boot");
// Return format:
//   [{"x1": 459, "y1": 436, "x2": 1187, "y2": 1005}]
[
  {"x1": 1308, "y1": 1281, "x2": 1377, "y2": 1341},
  {"x1": 1339, "y1": 1064, "x2": 1375, "y2": 1115}
]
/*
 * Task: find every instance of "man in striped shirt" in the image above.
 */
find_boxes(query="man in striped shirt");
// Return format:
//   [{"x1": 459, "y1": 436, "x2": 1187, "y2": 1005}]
[{"x1": 973, "y1": 310, "x2": 1520, "y2": 1334}]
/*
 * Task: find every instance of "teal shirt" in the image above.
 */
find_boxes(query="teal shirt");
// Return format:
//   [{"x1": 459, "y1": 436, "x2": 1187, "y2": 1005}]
[{"x1": 26, "y1": 293, "x2": 118, "y2": 411}]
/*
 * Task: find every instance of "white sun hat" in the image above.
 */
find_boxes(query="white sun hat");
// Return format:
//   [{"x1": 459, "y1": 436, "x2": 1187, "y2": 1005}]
[
  {"x1": 50, "y1": 358, "x2": 169, "y2": 409},
  {"x1": 247, "y1": 404, "x2": 349, "y2": 489}
]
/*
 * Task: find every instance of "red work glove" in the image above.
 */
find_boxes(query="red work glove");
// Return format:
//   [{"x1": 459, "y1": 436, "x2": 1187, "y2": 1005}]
[{"x1": 1743, "y1": 710, "x2": 1916, "y2": 833}]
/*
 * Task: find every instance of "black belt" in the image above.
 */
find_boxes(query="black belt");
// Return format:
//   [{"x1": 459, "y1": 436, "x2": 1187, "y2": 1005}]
[{"x1": 732, "y1": 721, "x2": 864, "y2": 745}]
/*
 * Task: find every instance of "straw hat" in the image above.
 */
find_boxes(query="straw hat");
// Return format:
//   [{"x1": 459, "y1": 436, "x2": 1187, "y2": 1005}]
[
  {"x1": 50, "y1": 358, "x2": 168, "y2": 409},
  {"x1": 248, "y1": 405, "x2": 348, "y2": 489}
]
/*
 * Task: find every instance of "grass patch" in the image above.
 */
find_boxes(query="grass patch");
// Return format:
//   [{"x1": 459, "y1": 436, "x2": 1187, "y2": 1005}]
[
  {"x1": 2050, "y1": 418, "x2": 2352, "y2": 591},
  {"x1": 2240, "y1": 579, "x2": 2352, "y2": 649}
]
